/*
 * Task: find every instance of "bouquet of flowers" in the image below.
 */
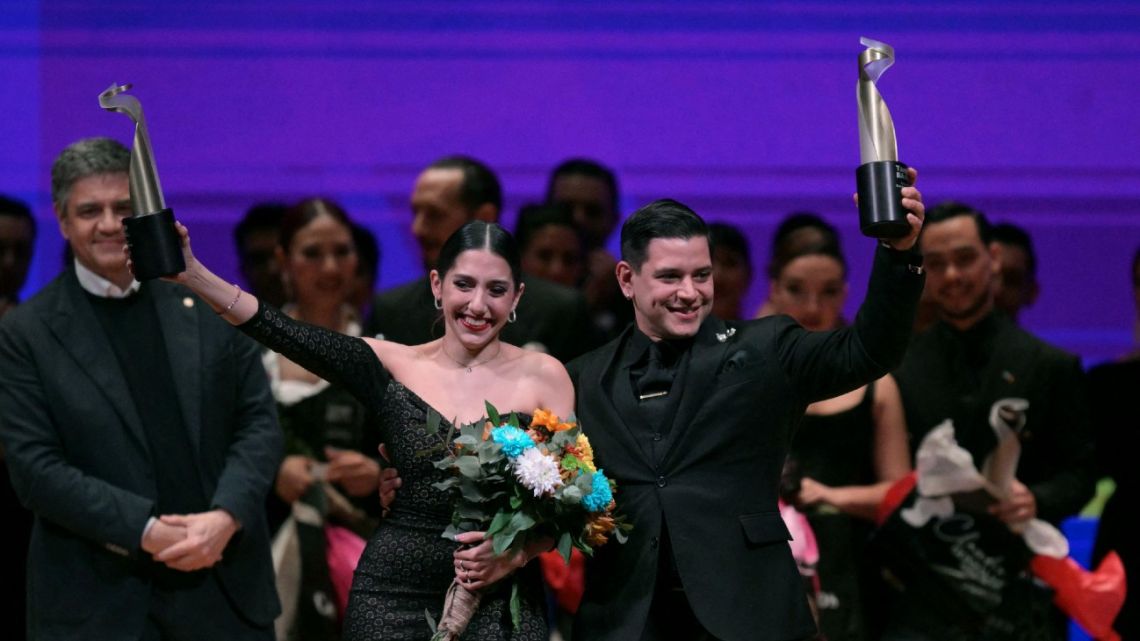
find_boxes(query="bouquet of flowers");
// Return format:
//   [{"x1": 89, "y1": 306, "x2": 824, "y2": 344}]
[{"x1": 424, "y1": 402, "x2": 627, "y2": 641}]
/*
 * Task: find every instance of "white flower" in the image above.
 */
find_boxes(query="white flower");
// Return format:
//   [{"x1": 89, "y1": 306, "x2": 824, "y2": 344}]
[{"x1": 513, "y1": 448, "x2": 563, "y2": 497}]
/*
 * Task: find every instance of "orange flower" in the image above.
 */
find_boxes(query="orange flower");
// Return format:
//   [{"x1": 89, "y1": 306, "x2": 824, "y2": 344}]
[
  {"x1": 550, "y1": 419, "x2": 576, "y2": 432},
  {"x1": 481, "y1": 420, "x2": 494, "y2": 441},
  {"x1": 584, "y1": 513, "x2": 617, "y2": 547},
  {"x1": 531, "y1": 408, "x2": 557, "y2": 428}
]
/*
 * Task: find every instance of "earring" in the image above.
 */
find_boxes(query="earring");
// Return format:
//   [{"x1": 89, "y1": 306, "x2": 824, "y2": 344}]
[
  {"x1": 433, "y1": 298, "x2": 442, "y2": 310},
  {"x1": 508, "y1": 309, "x2": 517, "y2": 323}
]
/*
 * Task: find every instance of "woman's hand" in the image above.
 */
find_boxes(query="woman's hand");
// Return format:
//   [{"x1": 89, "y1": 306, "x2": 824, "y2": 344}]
[
  {"x1": 797, "y1": 477, "x2": 834, "y2": 508},
  {"x1": 325, "y1": 446, "x2": 381, "y2": 497},
  {"x1": 275, "y1": 455, "x2": 315, "y2": 503},
  {"x1": 451, "y1": 531, "x2": 527, "y2": 591}
]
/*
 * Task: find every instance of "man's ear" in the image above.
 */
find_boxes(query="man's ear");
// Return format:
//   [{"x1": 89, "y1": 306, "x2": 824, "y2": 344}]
[
  {"x1": 472, "y1": 203, "x2": 497, "y2": 223},
  {"x1": 54, "y1": 204, "x2": 70, "y2": 240},
  {"x1": 615, "y1": 261, "x2": 634, "y2": 300},
  {"x1": 987, "y1": 241, "x2": 1003, "y2": 277}
]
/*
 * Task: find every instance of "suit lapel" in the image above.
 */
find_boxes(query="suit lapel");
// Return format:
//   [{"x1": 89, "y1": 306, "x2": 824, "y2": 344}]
[
  {"x1": 658, "y1": 317, "x2": 732, "y2": 469},
  {"x1": 151, "y1": 283, "x2": 203, "y2": 460},
  {"x1": 594, "y1": 328, "x2": 657, "y2": 468},
  {"x1": 46, "y1": 272, "x2": 150, "y2": 455}
]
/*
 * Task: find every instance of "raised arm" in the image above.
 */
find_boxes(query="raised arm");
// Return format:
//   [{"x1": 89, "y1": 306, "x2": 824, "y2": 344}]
[{"x1": 152, "y1": 222, "x2": 390, "y2": 409}]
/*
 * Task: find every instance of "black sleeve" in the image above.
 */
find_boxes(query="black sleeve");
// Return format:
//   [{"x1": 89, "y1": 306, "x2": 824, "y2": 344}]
[
  {"x1": 239, "y1": 301, "x2": 391, "y2": 414},
  {"x1": 1030, "y1": 354, "x2": 1097, "y2": 522}
]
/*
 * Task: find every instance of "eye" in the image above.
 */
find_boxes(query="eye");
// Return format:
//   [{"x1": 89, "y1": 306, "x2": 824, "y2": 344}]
[
  {"x1": 694, "y1": 270, "x2": 712, "y2": 282},
  {"x1": 489, "y1": 285, "x2": 509, "y2": 296},
  {"x1": 300, "y1": 247, "x2": 322, "y2": 261},
  {"x1": 453, "y1": 278, "x2": 473, "y2": 290}
]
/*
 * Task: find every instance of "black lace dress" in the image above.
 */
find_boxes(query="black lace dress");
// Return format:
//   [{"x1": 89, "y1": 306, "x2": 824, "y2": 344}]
[{"x1": 241, "y1": 303, "x2": 547, "y2": 641}]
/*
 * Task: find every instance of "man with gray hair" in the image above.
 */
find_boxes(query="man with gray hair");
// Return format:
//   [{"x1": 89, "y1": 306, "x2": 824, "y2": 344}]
[{"x1": 0, "y1": 137, "x2": 282, "y2": 640}]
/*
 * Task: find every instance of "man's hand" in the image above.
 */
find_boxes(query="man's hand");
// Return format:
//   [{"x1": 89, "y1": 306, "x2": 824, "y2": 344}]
[
  {"x1": 154, "y1": 510, "x2": 239, "y2": 572},
  {"x1": 376, "y1": 444, "x2": 402, "y2": 516},
  {"x1": 855, "y1": 167, "x2": 925, "y2": 251},
  {"x1": 276, "y1": 454, "x2": 315, "y2": 504},
  {"x1": 989, "y1": 479, "x2": 1037, "y2": 524},
  {"x1": 141, "y1": 519, "x2": 188, "y2": 556},
  {"x1": 325, "y1": 446, "x2": 381, "y2": 497}
]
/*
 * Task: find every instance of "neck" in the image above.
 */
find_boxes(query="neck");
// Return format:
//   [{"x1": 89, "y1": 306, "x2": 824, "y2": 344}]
[
  {"x1": 291, "y1": 301, "x2": 347, "y2": 331},
  {"x1": 440, "y1": 337, "x2": 501, "y2": 368}
]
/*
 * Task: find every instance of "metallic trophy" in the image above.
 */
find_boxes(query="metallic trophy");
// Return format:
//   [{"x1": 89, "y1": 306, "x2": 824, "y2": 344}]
[
  {"x1": 98, "y1": 83, "x2": 185, "y2": 279},
  {"x1": 856, "y1": 38, "x2": 912, "y2": 238}
]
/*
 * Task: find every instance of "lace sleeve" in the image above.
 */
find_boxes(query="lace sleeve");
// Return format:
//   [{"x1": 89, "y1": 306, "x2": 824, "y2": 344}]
[{"x1": 239, "y1": 301, "x2": 390, "y2": 414}]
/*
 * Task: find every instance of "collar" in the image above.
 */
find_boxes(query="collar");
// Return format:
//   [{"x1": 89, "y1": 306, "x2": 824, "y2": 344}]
[
  {"x1": 74, "y1": 260, "x2": 141, "y2": 299},
  {"x1": 621, "y1": 327, "x2": 694, "y2": 368}
]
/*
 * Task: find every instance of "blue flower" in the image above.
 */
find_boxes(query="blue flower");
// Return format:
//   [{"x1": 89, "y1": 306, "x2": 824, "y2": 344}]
[
  {"x1": 583, "y1": 470, "x2": 613, "y2": 512},
  {"x1": 491, "y1": 426, "x2": 536, "y2": 459}
]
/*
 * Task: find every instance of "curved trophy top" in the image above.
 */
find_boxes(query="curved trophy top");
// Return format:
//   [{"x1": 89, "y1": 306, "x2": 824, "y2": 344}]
[
  {"x1": 98, "y1": 83, "x2": 166, "y2": 215},
  {"x1": 857, "y1": 37, "x2": 898, "y2": 164}
]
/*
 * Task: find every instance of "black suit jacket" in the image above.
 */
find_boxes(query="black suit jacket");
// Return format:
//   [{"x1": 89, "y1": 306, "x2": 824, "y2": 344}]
[
  {"x1": 893, "y1": 313, "x2": 1096, "y2": 523},
  {"x1": 0, "y1": 270, "x2": 282, "y2": 641},
  {"x1": 567, "y1": 247, "x2": 924, "y2": 641},
  {"x1": 364, "y1": 274, "x2": 598, "y2": 362}
]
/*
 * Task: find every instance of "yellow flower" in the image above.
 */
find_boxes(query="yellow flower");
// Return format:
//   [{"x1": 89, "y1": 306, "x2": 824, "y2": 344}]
[{"x1": 575, "y1": 434, "x2": 596, "y2": 472}]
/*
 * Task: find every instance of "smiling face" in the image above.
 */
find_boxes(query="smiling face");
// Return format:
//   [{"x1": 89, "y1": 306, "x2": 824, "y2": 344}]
[
  {"x1": 281, "y1": 213, "x2": 357, "y2": 308},
  {"x1": 920, "y1": 215, "x2": 1001, "y2": 329},
  {"x1": 430, "y1": 248, "x2": 522, "y2": 351},
  {"x1": 617, "y1": 236, "x2": 714, "y2": 341},
  {"x1": 56, "y1": 172, "x2": 133, "y2": 288},
  {"x1": 769, "y1": 254, "x2": 848, "y2": 331}
]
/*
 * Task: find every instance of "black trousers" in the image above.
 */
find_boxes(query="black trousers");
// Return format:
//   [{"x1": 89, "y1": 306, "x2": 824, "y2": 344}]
[{"x1": 141, "y1": 577, "x2": 273, "y2": 641}]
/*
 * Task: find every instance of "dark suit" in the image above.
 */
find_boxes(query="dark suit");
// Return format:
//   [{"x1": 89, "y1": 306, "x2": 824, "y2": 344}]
[
  {"x1": 364, "y1": 274, "x2": 599, "y2": 362},
  {"x1": 567, "y1": 247, "x2": 924, "y2": 641},
  {"x1": 0, "y1": 269, "x2": 282, "y2": 641}
]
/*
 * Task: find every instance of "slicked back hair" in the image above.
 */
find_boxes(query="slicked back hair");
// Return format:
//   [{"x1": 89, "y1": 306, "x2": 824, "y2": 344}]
[{"x1": 620, "y1": 199, "x2": 708, "y2": 271}]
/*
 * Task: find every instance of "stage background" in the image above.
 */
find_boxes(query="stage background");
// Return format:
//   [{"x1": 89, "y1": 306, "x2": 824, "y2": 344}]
[{"x1": 2, "y1": 1, "x2": 1138, "y2": 363}]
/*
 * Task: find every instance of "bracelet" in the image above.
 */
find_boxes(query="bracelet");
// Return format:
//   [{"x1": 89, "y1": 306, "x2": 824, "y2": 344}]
[{"x1": 218, "y1": 283, "x2": 242, "y2": 315}]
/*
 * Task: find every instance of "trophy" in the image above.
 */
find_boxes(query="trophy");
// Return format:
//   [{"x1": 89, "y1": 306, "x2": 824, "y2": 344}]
[
  {"x1": 856, "y1": 38, "x2": 912, "y2": 238},
  {"x1": 98, "y1": 83, "x2": 185, "y2": 279}
]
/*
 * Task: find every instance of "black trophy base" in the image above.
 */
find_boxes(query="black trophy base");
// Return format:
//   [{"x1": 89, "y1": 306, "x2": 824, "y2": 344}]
[
  {"x1": 124, "y1": 208, "x2": 185, "y2": 280},
  {"x1": 857, "y1": 160, "x2": 912, "y2": 239}
]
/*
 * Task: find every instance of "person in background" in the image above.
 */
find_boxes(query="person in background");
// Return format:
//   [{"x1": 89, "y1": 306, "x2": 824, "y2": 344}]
[
  {"x1": 761, "y1": 213, "x2": 911, "y2": 641},
  {"x1": 0, "y1": 194, "x2": 36, "y2": 319},
  {"x1": 0, "y1": 137, "x2": 281, "y2": 641},
  {"x1": 264, "y1": 198, "x2": 383, "y2": 639},
  {"x1": 366, "y1": 155, "x2": 593, "y2": 362},
  {"x1": 545, "y1": 158, "x2": 632, "y2": 341},
  {"x1": 887, "y1": 201, "x2": 1095, "y2": 641},
  {"x1": 0, "y1": 193, "x2": 37, "y2": 641},
  {"x1": 515, "y1": 203, "x2": 586, "y2": 289},
  {"x1": 990, "y1": 221, "x2": 1040, "y2": 323},
  {"x1": 708, "y1": 222, "x2": 753, "y2": 322},
  {"x1": 1087, "y1": 245, "x2": 1140, "y2": 641},
  {"x1": 234, "y1": 202, "x2": 289, "y2": 309}
]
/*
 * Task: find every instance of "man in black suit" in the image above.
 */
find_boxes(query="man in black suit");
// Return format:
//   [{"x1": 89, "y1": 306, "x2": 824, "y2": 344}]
[
  {"x1": 364, "y1": 155, "x2": 595, "y2": 362},
  {"x1": 886, "y1": 202, "x2": 1095, "y2": 641},
  {"x1": 568, "y1": 191, "x2": 926, "y2": 641},
  {"x1": 0, "y1": 138, "x2": 282, "y2": 641}
]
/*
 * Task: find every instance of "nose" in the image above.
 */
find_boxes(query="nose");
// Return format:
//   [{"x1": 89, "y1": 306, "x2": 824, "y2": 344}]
[
  {"x1": 96, "y1": 207, "x2": 123, "y2": 234},
  {"x1": 677, "y1": 277, "x2": 698, "y2": 302},
  {"x1": 467, "y1": 288, "x2": 488, "y2": 314}
]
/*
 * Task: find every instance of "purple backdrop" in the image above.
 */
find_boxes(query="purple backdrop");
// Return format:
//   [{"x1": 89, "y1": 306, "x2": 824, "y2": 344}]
[{"x1": 3, "y1": 1, "x2": 1138, "y2": 362}]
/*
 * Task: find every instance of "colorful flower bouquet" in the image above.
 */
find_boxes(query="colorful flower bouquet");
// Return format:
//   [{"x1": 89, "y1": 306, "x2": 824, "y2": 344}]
[{"x1": 424, "y1": 402, "x2": 628, "y2": 640}]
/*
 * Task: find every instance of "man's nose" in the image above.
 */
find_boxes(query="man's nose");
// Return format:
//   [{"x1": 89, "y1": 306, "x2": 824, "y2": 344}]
[{"x1": 96, "y1": 207, "x2": 123, "y2": 233}]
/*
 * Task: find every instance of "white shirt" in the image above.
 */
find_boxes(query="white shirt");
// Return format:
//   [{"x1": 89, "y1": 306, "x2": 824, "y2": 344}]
[{"x1": 74, "y1": 260, "x2": 140, "y2": 299}]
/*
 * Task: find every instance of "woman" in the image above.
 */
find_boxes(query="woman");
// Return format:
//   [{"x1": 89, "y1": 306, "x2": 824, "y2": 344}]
[
  {"x1": 762, "y1": 215, "x2": 911, "y2": 641},
  {"x1": 263, "y1": 198, "x2": 381, "y2": 638},
  {"x1": 164, "y1": 220, "x2": 573, "y2": 641}
]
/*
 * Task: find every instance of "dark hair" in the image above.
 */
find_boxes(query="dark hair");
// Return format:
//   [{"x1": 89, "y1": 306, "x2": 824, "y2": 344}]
[
  {"x1": 708, "y1": 222, "x2": 752, "y2": 273},
  {"x1": 924, "y1": 200, "x2": 993, "y2": 245},
  {"x1": 428, "y1": 155, "x2": 502, "y2": 216},
  {"x1": 233, "y1": 202, "x2": 287, "y2": 254},
  {"x1": 991, "y1": 222, "x2": 1037, "y2": 277},
  {"x1": 437, "y1": 221, "x2": 522, "y2": 288},
  {"x1": 50, "y1": 137, "x2": 131, "y2": 213},
  {"x1": 279, "y1": 197, "x2": 355, "y2": 252},
  {"x1": 352, "y1": 223, "x2": 381, "y2": 285},
  {"x1": 514, "y1": 202, "x2": 583, "y2": 254},
  {"x1": 0, "y1": 194, "x2": 36, "y2": 236},
  {"x1": 767, "y1": 212, "x2": 846, "y2": 280},
  {"x1": 620, "y1": 199, "x2": 708, "y2": 271},
  {"x1": 545, "y1": 158, "x2": 620, "y2": 217}
]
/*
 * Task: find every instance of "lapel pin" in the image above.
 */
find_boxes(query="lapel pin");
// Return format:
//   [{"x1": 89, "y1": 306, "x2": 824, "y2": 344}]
[
  {"x1": 715, "y1": 327, "x2": 737, "y2": 343},
  {"x1": 182, "y1": 297, "x2": 194, "y2": 308},
  {"x1": 1001, "y1": 370, "x2": 1015, "y2": 384}
]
